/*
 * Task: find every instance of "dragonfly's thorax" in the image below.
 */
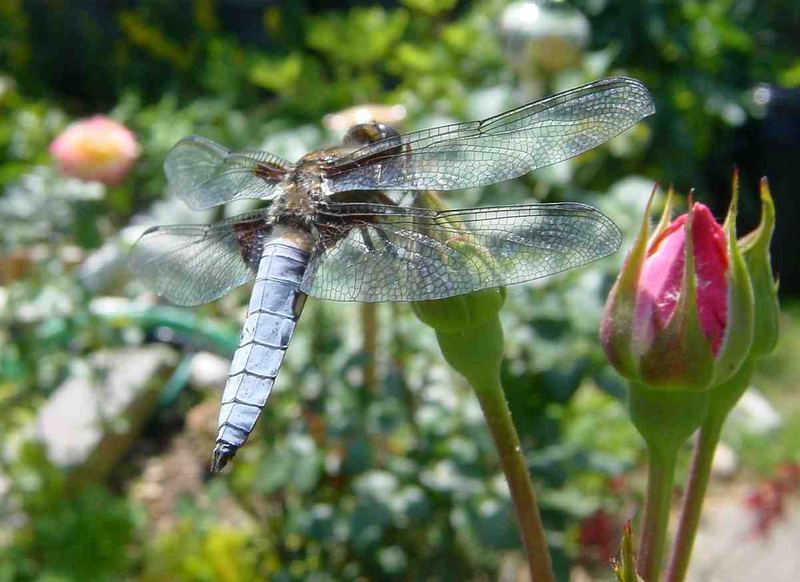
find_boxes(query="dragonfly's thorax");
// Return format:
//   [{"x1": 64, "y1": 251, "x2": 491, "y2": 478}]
[
  {"x1": 275, "y1": 179, "x2": 319, "y2": 226},
  {"x1": 276, "y1": 149, "x2": 343, "y2": 227}
]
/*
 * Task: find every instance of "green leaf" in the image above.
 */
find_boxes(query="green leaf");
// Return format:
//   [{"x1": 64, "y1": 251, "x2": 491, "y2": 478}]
[
  {"x1": 402, "y1": 0, "x2": 457, "y2": 17},
  {"x1": 248, "y1": 52, "x2": 304, "y2": 94},
  {"x1": 306, "y1": 7, "x2": 408, "y2": 67}
]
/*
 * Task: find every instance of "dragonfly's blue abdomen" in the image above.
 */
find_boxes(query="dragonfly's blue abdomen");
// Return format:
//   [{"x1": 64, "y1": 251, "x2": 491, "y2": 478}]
[{"x1": 212, "y1": 239, "x2": 309, "y2": 471}]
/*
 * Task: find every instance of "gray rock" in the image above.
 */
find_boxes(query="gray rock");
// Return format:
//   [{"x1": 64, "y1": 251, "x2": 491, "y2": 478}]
[
  {"x1": 33, "y1": 345, "x2": 176, "y2": 481},
  {"x1": 188, "y1": 351, "x2": 230, "y2": 390}
]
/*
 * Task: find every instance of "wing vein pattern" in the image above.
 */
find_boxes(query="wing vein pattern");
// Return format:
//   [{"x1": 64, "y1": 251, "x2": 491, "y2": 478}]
[
  {"x1": 324, "y1": 77, "x2": 654, "y2": 192},
  {"x1": 165, "y1": 135, "x2": 291, "y2": 210},
  {"x1": 129, "y1": 210, "x2": 273, "y2": 306},
  {"x1": 301, "y1": 202, "x2": 621, "y2": 302}
]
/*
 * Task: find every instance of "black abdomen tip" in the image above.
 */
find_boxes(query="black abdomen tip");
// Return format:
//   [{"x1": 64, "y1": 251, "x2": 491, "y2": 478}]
[{"x1": 211, "y1": 442, "x2": 237, "y2": 472}]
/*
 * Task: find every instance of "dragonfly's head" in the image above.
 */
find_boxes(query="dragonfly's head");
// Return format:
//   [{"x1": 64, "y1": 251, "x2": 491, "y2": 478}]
[{"x1": 342, "y1": 122, "x2": 400, "y2": 146}]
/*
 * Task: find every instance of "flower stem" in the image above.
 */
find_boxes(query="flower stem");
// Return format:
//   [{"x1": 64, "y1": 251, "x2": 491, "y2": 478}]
[
  {"x1": 665, "y1": 361, "x2": 754, "y2": 582},
  {"x1": 361, "y1": 303, "x2": 378, "y2": 394},
  {"x1": 663, "y1": 415, "x2": 722, "y2": 582},
  {"x1": 628, "y1": 386, "x2": 709, "y2": 582},
  {"x1": 471, "y1": 369, "x2": 555, "y2": 582},
  {"x1": 413, "y1": 287, "x2": 554, "y2": 582},
  {"x1": 638, "y1": 443, "x2": 679, "y2": 582}
]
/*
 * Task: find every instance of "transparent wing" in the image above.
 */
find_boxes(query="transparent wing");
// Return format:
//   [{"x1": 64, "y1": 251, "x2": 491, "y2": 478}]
[
  {"x1": 301, "y1": 203, "x2": 620, "y2": 302},
  {"x1": 165, "y1": 136, "x2": 291, "y2": 210},
  {"x1": 129, "y1": 210, "x2": 273, "y2": 306},
  {"x1": 323, "y1": 77, "x2": 654, "y2": 193}
]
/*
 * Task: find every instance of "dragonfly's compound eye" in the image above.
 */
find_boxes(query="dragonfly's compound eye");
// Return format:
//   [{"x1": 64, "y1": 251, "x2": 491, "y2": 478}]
[{"x1": 343, "y1": 122, "x2": 401, "y2": 146}]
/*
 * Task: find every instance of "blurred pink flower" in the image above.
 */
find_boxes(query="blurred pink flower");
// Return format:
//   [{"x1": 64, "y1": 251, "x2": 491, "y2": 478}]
[{"x1": 49, "y1": 115, "x2": 140, "y2": 185}]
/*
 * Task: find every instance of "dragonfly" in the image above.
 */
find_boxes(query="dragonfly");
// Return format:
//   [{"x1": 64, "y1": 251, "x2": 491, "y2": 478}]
[{"x1": 131, "y1": 77, "x2": 655, "y2": 471}]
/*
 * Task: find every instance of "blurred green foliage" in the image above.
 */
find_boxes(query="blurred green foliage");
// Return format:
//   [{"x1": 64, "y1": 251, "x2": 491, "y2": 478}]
[
  {"x1": 0, "y1": 0, "x2": 798, "y2": 580},
  {"x1": 731, "y1": 304, "x2": 800, "y2": 475}
]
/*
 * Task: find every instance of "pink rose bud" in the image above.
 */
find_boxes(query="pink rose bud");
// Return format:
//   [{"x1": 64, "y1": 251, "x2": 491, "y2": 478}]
[
  {"x1": 600, "y1": 185, "x2": 754, "y2": 391},
  {"x1": 636, "y1": 203, "x2": 728, "y2": 355},
  {"x1": 49, "y1": 115, "x2": 140, "y2": 185}
]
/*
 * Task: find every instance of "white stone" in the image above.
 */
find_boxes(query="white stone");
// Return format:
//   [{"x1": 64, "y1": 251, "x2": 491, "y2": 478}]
[
  {"x1": 711, "y1": 442, "x2": 739, "y2": 480},
  {"x1": 730, "y1": 387, "x2": 782, "y2": 434},
  {"x1": 34, "y1": 346, "x2": 176, "y2": 468},
  {"x1": 188, "y1": 351, "x2": 230, "y2": 390}
]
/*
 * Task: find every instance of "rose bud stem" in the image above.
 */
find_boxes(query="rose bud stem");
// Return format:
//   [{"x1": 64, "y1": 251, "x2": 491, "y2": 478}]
[
  {"x1": 601, "y1": 174, "x2": 761, "y2": 580},
  {"x1": 665, "y1": 361, "x2": 752, "y2": 582},
  {"x1": 611, "y1": 203, "x2": 711, "y2": 582},
  {"x1": 415, "y1": 299, "x2": 555, "y2": 582},
  {"x1": 631, "y1": 386, "x2": 709, "y2": 582}
]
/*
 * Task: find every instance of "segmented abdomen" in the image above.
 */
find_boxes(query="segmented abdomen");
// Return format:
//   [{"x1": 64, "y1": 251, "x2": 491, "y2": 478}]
[{"x1": 212, "y1": 239, "x2": 308, "y2": 470}]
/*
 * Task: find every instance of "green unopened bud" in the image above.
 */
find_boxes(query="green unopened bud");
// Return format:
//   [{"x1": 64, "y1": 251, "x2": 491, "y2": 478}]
[
  {"x1": 411, "y1": 191, "x2": 508, "y2": 383},
  {"x1": 412, "y1": 286, "x2": 506, "y2": 333},
  {"x1": 412, "y1": 240, "x2": 507, "y2": 382}
]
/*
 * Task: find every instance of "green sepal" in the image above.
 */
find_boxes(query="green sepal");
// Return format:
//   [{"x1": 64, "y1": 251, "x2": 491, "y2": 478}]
[
  {"x1": 738, "y1": 178, "x2": 779, "y2": 359},
  {"x1": 639, "y1": 205, "x2": 716, "y2": 391},
  {"x1": 600, "y1": 186, "x2": 657, "y2": 380},
  {"x1": 712, "y1": 177, "x2": 754, "y2": 385},
  {"x1": 650, "y1": 185, "x2": 675, "y2": 242},
  {"x1": 414, "y1": 190, "x2": 450, "y2": 212},
  {"x1": 613, "y1": 522, "x2": 644, "y2": 582}
]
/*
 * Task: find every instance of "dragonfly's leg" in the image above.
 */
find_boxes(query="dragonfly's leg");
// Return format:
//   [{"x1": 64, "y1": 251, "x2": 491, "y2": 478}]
[
  {"x1": 360, "y1": 228, "x2": 378, "y2": 253},
  {"x1": 366, "y1": 225, "x2": 408, "y2": 262}
]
